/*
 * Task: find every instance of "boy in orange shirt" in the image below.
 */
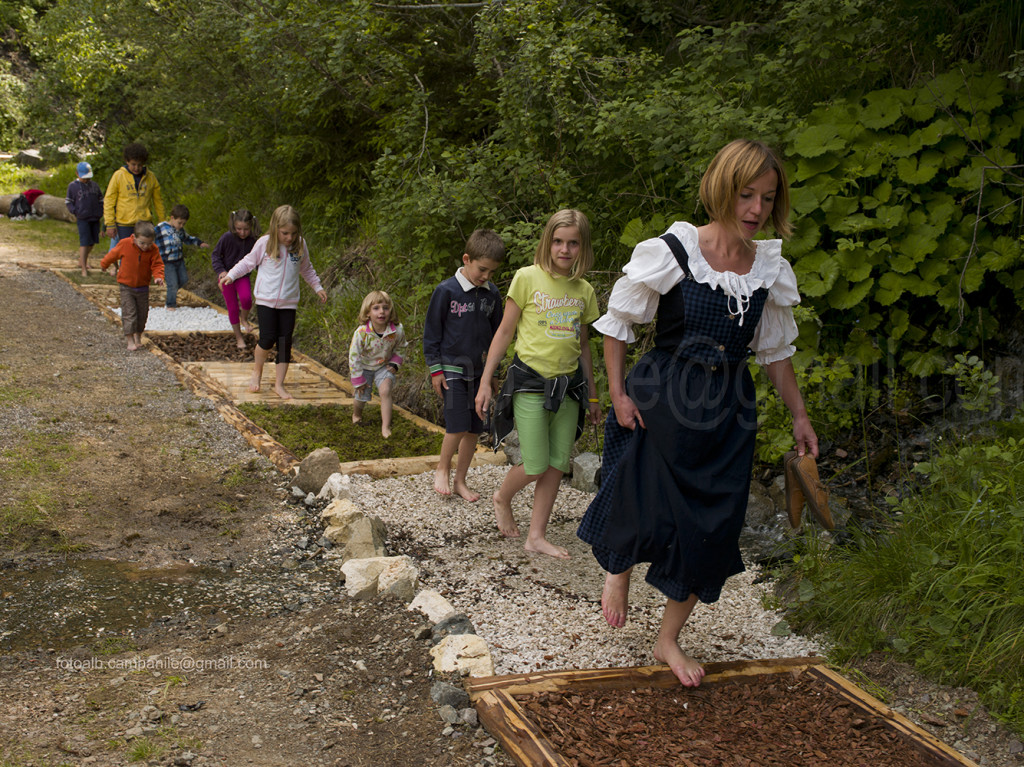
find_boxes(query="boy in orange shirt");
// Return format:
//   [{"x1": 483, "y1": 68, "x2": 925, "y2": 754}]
[{"x1": 100, "y1": 220, "x2": 165, "y2": 351}]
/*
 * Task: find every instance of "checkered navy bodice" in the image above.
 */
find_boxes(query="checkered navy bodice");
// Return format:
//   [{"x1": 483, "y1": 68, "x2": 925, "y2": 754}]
[{"x1": 653, "y1": 233, "x2": 769, "y2": 367}]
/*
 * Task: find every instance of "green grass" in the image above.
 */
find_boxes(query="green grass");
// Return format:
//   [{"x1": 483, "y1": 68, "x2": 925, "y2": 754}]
[
  {"x1": 237, "y1": 403, "x2": 444, "y2": 461},
  {"x1": 780, "y1": 427, "x2": 1024, "y2": 734},
  {"x1": 0, "y1": 214, "x2": 77, "y2": 255}
]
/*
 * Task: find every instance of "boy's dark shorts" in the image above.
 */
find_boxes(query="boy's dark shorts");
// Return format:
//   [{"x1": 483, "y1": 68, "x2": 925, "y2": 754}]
[
  {"x1": 443, "y1": 376, "x2": 484, "y2": 435},
  {"x1": 77, "y1": 219, "x2": 101, "y2": 247}
]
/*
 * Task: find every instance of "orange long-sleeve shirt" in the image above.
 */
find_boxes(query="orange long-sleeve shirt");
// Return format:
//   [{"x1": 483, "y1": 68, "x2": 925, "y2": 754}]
[{"x1": 100, "y1": 236, "x2": 164, "y2": 288}]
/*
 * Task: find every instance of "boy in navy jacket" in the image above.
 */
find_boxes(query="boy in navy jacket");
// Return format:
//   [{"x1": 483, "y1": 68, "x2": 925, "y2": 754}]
[
  {"x1": 65, "y1": 162, "x2": 104, "y2": 275},
  {"x1": 424, "y1": 229, "x2": 505, "y2": 501}
]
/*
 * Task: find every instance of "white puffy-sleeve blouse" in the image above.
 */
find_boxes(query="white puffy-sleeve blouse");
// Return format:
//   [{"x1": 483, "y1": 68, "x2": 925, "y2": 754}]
[{"x1": 592, "y1": 221, "x2": 799, "y2": 365}]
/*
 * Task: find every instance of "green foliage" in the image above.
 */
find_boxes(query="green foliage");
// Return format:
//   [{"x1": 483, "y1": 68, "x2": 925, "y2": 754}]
[
  {"x1": 753, "y1": 338, "x2": 867, "y2": 463},
  {"x1": 944, "y1": 353, "x2": 1002, "y2": 413},
  {"x1": 784, "y1": 69, "x2": 1024, "y2": 371},
  {"x1": 781, "y1": 423, "x2": 1024, "y2": 731},
  {"x1": 0, "y1": 59, "x2": 27, "y2": 148}
]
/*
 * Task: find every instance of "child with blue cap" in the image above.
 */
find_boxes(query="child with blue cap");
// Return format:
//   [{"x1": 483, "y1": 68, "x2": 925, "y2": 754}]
[{"x1": 65, "y1": 161, "x2": 104, "y2": 275}]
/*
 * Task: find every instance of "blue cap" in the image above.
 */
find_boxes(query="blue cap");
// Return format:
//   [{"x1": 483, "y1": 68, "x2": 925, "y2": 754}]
[{"x1": 77, "y1": 161, "x2": 93, "y2": 179}]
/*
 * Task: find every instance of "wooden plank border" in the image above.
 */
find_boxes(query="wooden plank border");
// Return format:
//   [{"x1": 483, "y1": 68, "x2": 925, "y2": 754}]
[{"x1": 465, "y1": 658, "x2": 980, "y2": 767}]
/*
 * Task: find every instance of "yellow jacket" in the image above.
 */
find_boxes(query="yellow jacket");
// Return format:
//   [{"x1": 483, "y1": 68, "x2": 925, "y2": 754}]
[{"x1": 103, "y1": 166, "x2": 165, "y2": 227}]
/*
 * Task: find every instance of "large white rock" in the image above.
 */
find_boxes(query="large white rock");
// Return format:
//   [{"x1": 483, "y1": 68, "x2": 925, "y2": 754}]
[
  {"x1": 321, "y1": 499, "x2": 387, "y2": 560},
  {"x1": 408, "y1": 589, "x2": 457, "y2": 624},
  {"x1": 430, "y1": 635, "x2": 494, "y2": 677},
  {"x1": 570, "y1": 451, "x2": 601, "y2": 493},
  {"x1": 340, "y1": 555, "x2": 417, "y2": 601},
  {"x1": 317, "y1": 472, "x2": 351, "y2": 500},
  {"x1": 377, "y1": 557, "x2": 419, "y2": 602},
  {"x1": 296, "y1": 447, "x2": 341, "y2": 494}
]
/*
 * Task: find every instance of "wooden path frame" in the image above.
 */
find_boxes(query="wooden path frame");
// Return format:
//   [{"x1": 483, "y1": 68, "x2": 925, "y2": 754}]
[
  {"x1": 465, "y1": 658, "x2": 980, "y2": 767},
  {"x1": 52, "y1": 269, "x2": 507, "y2": 476}
]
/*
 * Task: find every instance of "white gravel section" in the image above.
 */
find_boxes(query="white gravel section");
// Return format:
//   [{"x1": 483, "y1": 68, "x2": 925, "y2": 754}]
[
  {"x1": 351, "y1": 465, "x2": 826, "y2": 675},
  {"x1": 113, "y1": 306, "x2": 233, "y2": 331}
]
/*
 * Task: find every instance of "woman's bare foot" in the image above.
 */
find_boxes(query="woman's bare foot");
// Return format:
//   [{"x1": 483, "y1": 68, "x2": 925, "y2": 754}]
[
  {"x1": 241, "y1": 318, "x2": 253, "y2": 333},
  {"x1": 247, "y1": 371, "x2": 261, "y2": 393},
  {"x1": 235, "y1": 340, "x2": 247, "y2": 350},
  {"x1": 453, "y1": 480, "x2": 480, "y2": 503},
  {"x1": 493, "y1": 492, "x2": 520, "y2": 537},
  {"x1": 524, "y1": 536, "x2": 570, "y2": 559},
  {"x1": 434, "y1": 469, "x2": 452, "y2": 496},
  {"x1": 274, "y1": 384, "x2": 293, "y2": 400},
  {"x1": 653, "y1": 638, "x2": 705, "y2": 687},
  {"x1": 601, "y1": 571, "x2": 631, "y2": 628}
]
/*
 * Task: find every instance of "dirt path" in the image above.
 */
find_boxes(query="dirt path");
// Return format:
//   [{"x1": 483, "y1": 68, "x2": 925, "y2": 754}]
[{"x1": 0, "y1": 242, "x2": 503, "y2": 766}]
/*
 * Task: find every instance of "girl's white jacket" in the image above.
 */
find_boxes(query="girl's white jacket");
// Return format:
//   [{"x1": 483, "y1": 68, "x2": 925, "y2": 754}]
[{"x1": 226, "y1": 234, "x2": 323, "y2": 309}]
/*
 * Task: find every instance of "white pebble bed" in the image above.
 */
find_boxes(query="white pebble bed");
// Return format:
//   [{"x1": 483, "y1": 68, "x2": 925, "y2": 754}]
[
  {"x1": 350, "y1": 465, "x2": 827, "y2": 675},
  {"x1": 113, "y1": 306, "x2": 233, "y2": 332}
]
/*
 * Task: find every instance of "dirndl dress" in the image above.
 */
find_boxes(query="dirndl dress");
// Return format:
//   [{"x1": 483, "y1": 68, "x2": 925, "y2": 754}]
[{"x1": 577, "y1": 233, "x2": 769, "y2": 604}]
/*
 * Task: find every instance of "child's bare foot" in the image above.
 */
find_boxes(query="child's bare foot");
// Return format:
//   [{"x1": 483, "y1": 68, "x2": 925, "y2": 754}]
[
  {"x1": 352, "y1": 413, "x2": 362, "y2": 425},
  {"x1": 247, "y1": 371, "x2": 261, "y2": 393},
  {"x1": 453, "y1": 480, "x2": 480, "y2": 503},
  {"x1": 81, "y1": 269, "x2": 88, "y2": 277},
  {"x1": 274, "y1": 385, "x2": 293, "y2": 400},
  {"x1": 126, "y1": 342, "x2": 139, "y2": 352},
  {"x1": 166, "y1": 306, "x2": 176, "y2": 312},
  {"x1": 601, "y1": 571, "x2": 630, "y2": 628},
  {"x1": 524, "y1": 536, "x2": 571, "y2": 559},
  {"x1": 434, "y1": 469, "x2": 452, "y2": 496},
  {"x1": 235, "y1": 340, "x2": 247, "y2": 350},
  {"x1": 493, "y1": 493, "x2": 520, "y2": 537},
  {"x1": 653, "y1": 638, "x2": 705, "y2": 687},
  {"x1": 382, "y1": 427, "x2": 391, "y2": 438}
]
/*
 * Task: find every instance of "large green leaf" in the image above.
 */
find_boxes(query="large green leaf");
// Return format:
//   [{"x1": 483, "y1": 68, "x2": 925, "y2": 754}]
[
  {"x1": 860, "y1": 89, "x2": 908, "y2": 129},
  {"x1": 895, "y1": 151, "x2": 943, "y2": 184},
  {"x1": 828, "y1": 277, "x2": 874, "y2": 310},
  {"x1": 980, "y1": 236, "x2": 1023, "y2": 271},
  {"x1": 791, "y1": 123, "x2": 845, "y2": 158},
  {"x1": 876, "y1": 271, "x2": 907, "y2": 305}
]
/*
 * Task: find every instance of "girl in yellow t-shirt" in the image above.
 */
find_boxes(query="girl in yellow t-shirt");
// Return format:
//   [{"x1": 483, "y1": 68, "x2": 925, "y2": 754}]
[{"x1": 476, "y1": 209, "x2": 602, "y2": 559}]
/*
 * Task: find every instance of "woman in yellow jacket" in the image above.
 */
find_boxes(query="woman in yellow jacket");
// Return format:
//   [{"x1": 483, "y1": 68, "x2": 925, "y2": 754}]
[{"x1": 103, "y1": 142, "x2": 165, "y2": 246}]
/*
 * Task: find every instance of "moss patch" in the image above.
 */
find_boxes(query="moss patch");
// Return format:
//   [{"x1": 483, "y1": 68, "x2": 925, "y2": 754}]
[{"x1": 238, "y1": 403, "x2": 444, "y2": 462}]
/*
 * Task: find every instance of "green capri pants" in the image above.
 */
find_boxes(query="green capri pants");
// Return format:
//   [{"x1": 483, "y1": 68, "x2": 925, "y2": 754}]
[{"x1": 513, "y1": 392, "x2": 580, "y2": 476}]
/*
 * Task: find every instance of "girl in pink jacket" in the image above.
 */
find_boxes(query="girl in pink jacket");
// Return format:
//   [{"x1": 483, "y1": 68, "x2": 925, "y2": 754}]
[{"x1": 220, "y1": 205, "x2": 326, "y2": 399}]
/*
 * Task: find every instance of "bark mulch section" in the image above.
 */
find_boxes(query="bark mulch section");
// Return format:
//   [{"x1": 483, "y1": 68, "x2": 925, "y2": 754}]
[
  {"x1": 524, "y1": 673, "x2": 937, "y2": 766},
  {"x1": 148, "y1": 331, "x2": 275, "y2": 363}
]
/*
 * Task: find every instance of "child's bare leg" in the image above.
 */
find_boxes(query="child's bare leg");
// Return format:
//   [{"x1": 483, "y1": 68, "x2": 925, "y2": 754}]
[
  {"x1": 493, "y1": 464, "x2": 534, "y2": 538},
  {"x1": 249, "y1": 345, "x2": 269, "y2": 392},
  {"x1": 524, "y1": 466, "x2": 569, "y2": 559},
  {"x1": 653, "y1": 594, "x2": 705, "y2": 687},
  {"x1": 451, "y1": 432, "x2": 480, "y2": 502},
  {"x1": 79, "y1": 246, "x2": 90, "y2": 275},
  {"x1": 125, "y1": 333, "x2": 138, "y2": 351},
  {"x1": 434, "y1": 432, "x2": 460, "y2": 496},
  {"x1": 274, "y1": 362, "x2": 292, "y2": 400},
  {"x1": 230, "y1": 323, "x2": 246, "y2": 349},
  {"x1": 352, "y1": 399, "x2": 364, "y2": 424},
  {"x1": 379, "y1": 378, "x2": 393, "y2": 438},
  {"x1": 602, "y1": 568, "x2": 633, "y2": 628}
]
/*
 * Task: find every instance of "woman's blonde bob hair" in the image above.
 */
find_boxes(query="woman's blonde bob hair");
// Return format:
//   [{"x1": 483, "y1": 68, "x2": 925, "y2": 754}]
[
  {"x1": 358, "y1": 290, "x2": 397, "y2": 325},
  {"x1": 699, "y1": 140, "x2": 792, "y2": 239},
  {"x1": 533, "y1": 208, "x2": 594, "y2": 280},
  {"x1": 266, "y1": 204, "x2": 304, "y2": 258}
]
